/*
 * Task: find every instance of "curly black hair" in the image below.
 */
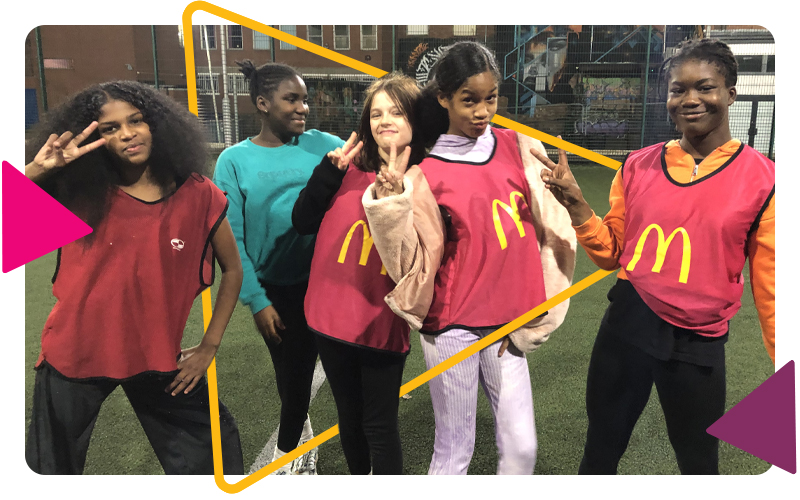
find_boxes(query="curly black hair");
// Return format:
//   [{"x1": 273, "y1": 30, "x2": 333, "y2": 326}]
[
  {"x1": 415, "y1": 41, "x2": 502, "y2": 147},
  {"x1": 25, "y1": 81, "x2": 209, "y2": 233},
  {"x1": 663, "y1": 38, "x2": 738, "y2": 88},
  {"x1": 354, "y1": 73, "x2": 426, "y2": 173}
]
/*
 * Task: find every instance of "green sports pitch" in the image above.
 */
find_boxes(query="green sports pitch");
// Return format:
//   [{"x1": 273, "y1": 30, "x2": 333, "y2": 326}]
[{"x1": 24, "y1": 164, "x2": 774, "y2": 475}]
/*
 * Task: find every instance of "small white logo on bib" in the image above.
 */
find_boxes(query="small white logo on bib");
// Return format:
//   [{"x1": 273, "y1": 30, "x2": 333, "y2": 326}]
[{"x1": 171, "y1": 238, "x2": 185, "y2": 251}]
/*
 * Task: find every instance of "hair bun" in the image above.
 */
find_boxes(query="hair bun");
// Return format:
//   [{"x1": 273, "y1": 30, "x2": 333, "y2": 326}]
[{"x1": 236, "y1": 59, "x2": 257, "y2": 80}]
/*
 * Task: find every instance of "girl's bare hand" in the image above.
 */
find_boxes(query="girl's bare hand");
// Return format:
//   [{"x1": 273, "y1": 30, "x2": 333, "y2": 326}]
[
  {"x1": 30, "y1": 121, "x2": 107, "y2": 175},
  {"x1": 166, "y1": 343, "x2": 217, "y2": 396},
  {"x1": 530, "y1": 137, "x2": 593, "y2": 226},
  {"x1": 374, "y1": 143, "x2": 410, "y2": 199},
  {"x1": 327, "y1": 131, "x2": 364, "y2": 171}
]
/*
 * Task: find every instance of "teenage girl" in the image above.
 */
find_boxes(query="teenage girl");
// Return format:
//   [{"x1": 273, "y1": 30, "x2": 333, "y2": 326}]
[
  {"x1": 292, "y1": 73, "x2": 444, "y2": 474},
  {"x1": 24, "y1": 80, "x2": 244, "y2": 474},
  {"x1": 532, "y1": 38, "x2": 775, "y2": 474},
  {"x1": 212, "y1": 60, "x2": 345, "y2": 475},
  {"x1": 413, "y1": 41, "x2": 577, "y2": 475}
]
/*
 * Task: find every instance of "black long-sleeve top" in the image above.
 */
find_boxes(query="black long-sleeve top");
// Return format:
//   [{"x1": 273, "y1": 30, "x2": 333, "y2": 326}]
[{"x1": 292, "y1": 155, "x2": 348, "y2": 235}]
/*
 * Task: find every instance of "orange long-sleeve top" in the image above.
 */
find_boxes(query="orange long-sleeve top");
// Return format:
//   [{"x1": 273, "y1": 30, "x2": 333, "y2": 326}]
[{"x1": 574, "y1": 139, "x2": 775, "y2": 362}]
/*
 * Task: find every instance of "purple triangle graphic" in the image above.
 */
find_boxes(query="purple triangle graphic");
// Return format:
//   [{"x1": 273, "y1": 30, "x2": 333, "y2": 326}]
[
  {"x1": 2, "y1": 161, "x2": 92, "y2": 273},
  {"x1": 707, "y1": 360, "x2": 796, "y2": 473}
]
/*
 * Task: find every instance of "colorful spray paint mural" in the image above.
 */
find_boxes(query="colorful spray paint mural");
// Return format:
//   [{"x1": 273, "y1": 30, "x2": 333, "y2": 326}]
[{"x1": 576, "y1": 77, "x2": 641, "y2": 136}]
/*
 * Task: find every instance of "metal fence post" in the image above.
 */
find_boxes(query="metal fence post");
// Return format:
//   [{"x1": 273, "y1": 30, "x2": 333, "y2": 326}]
[
  {"x1": 221, "y1": 25, "x2": 233, "y2": 147},
  {"x1": 515, "y1": 25, "x2": 520, "y2": 115},
  {"x1": 640, "y1": 25, "x2": 652, "y2": 148},
  {"x1": 748, "y1": 100, "x2": 760, "y2": 147},
  {"x1": 271, "y1": 26, "x2": 276, "y2": 63},
  {"x1": 151, "y1": 26, "x2": 159, "y2": 90},
  {"x1": 35, "y1": 27, "x2": 48, "y2": 112},
  {"x1": 768, "y1": 105, "x2": 775, "y2": 159}
]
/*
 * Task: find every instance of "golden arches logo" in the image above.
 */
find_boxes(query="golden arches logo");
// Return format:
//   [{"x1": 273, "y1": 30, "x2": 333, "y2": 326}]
[
  {"x1": 626, "y1": 223, "x2": 691, "y2": 284},
  {"x1": 337, "y1": 220, "x2": 387, "y2": 275},
  {"x1": 492, "y1": 191, "x2": 527, "y2": 250}
]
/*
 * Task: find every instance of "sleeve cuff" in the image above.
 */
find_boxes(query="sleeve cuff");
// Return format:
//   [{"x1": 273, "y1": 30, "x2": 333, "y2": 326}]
[
  {"x1": 319, "y1": 154, "x2": 348, "y2": 180},
  {"x1": 248, "y1": 295, "x2": 272, "y2": 316},
  {"x1": 573, "y1": 210, "x2": 601, "y2": 237}
]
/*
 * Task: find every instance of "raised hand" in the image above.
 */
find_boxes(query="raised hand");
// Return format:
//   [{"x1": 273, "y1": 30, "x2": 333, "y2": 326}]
[
  {"x1": 27, "y1": 121, "x2": 107, "y2": 181},
  {"x1": 327, "y1": 131, "x2": 364, "y2": 171},
  {"x1": 530, "y1": 137, "x2": 593, "y2": 226},
  {"x1": 374, "y1": 142, "x2": 410, "y2": 199}
]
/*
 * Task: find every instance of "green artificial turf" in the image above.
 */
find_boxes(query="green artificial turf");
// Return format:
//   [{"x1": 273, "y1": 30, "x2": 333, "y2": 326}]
[{"x1": 24, "y1": 164, "x2": 773, "y2": 475}]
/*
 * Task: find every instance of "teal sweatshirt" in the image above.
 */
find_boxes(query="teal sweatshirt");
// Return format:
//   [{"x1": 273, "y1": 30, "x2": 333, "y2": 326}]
[{"x1": 212, "y1": 129, "x2": 345, "y2": 315}]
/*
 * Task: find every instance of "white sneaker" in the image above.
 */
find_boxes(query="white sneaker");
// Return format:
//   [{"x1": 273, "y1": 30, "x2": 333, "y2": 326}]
[
  {"x1": 297, "y1": 416, "x2": 318, "y2": 475},
  {"x1": 269, "y1": 455, "x2": 306, "y2": 475},
  {"x1": 297, "y1": 440, "x2": 319, "y2": 475},
  {"x1": 270, "y1": 446, "x2": 303, "y2": 475}
]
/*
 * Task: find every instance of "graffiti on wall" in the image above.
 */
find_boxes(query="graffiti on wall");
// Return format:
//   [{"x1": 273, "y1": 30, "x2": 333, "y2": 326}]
[
  {"x1": 575, "y1": 77, "x2": 640, "y2": 136},
  {"x1": 407, "y1": 42, "x2": 450, "y2": 86},
  {"x1": 522, "y1": 35, "x2": 568, "y2": 93}
]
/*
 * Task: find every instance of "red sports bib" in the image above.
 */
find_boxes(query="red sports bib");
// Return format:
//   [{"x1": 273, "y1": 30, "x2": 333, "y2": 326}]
[
  {"x1": 419, "y1": 128, "x2": 547, "y2": 333},
  {"x1": 619, "y1": 142, "x2": 774, "y2": 336},
  {"x1": 37, "y1": 175, "x2": 228, "y2": 379},
  {"x1": 305, "y1": 166, "x2": 410, "y2": 353}
]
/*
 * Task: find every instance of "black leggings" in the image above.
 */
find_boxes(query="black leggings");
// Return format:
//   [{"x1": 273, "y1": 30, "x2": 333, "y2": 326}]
[
  {"x1": 579, "y1": 322, "x2": 726, "y2": 475},
  {"x1": 315, "y1": 333, "x2": 407, "y2": 475},
  {"x1": 26, "y1": 363, "x2": 244, "y2": 475},
  {"x1": 263, "y1": 281, "x2": 319, "y2": 453}
]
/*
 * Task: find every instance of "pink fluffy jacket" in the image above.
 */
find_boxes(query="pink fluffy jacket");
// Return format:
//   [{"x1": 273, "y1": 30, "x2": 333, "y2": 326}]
[{"x1": 361, "y1": 132, "x2": 577, "y2": 354}]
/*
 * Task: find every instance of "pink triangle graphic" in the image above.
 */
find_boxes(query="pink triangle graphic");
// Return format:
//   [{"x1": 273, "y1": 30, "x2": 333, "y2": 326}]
[
  {"x1": 2, "y1": 161, "x2": 92, "y2": 273},
  {"x1": 707, "y1": 360, "x2": 796, "y2": 473}
]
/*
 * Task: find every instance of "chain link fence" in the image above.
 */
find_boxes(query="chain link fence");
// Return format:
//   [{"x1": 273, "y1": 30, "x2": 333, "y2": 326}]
[{"x1": 26, "y1": 25, "x2": 775, "y2": 161}]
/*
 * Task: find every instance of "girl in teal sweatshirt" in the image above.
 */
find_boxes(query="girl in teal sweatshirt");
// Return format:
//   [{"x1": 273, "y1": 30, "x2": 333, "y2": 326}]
[{"x1": 212, "y1": 60, "x2": 344, "y2": 475}]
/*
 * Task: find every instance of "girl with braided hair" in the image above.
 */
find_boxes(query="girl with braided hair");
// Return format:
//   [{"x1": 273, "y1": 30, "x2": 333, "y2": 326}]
[
  {"x1": 24, "y1": 80, "x2": 244, "y2": 474},
  {"x1": 532, "y1": 38, "x2": 775, "y2": 474},
  {"x1": 212, "y1": 60, "x2": 344, "y2": 475}
]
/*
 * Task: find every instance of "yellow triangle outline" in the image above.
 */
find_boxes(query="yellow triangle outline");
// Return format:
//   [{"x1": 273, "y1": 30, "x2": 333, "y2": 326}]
[{"x1": 182, "y1": 2, "x2": 619, "y2": 491}]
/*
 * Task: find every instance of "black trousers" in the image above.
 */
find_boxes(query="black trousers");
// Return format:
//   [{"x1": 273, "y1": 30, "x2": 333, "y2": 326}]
[
  {"x1": 26, "y1": 362, "x2": 244, "y2": 475},
  {"x1": 263, "y1": 281, "x2": 319, "y2": 453},
  {"x1": 579, "y1": 282, "x2": 726, "y2": 475},
  {"x1": 315, "y1": 333, "x2": 407, "y2": 475}
]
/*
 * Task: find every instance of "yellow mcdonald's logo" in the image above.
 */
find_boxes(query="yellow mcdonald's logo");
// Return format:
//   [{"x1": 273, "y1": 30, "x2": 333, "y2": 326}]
[
  {"x1": 626, "y1": 223, "x2": 691, "y2": 284},
  {"x1": 337, "y1": 220, "x2": 387, "y2": 275},
  {"x1": 492, "y1": 191, "x2": 527, "y2": 250}
]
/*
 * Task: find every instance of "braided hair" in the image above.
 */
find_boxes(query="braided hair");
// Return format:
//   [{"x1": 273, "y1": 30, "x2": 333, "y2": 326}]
[
  {"x1": 664, "y1": 38, "x2": 738, "y2": 88},
  {"x1": 236, "y1": 59, "x2": 302, "y2": 108}
]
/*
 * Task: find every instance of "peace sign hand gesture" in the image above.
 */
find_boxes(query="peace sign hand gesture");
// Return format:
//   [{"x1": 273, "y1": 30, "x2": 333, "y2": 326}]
[
  {"x1": 26, "y1": 121, "x2": 107, "y2": 182},
  {"x1": 327, "y1": 131, "x2": 364, "y2": 171},
  {"x1": 374, "y1": 142, "x2": 411, "y2": 200},
  {"x1": 529, "y1": 137, "x2": 593, "y2": 226}
]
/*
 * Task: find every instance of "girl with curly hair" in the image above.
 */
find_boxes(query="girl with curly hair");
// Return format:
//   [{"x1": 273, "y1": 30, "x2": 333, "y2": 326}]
[
  {"x1": 24, "y1": 80, "x2": 245, "y2": 475},
  {"x1": 533, "y1": 38, "x2": 775, "y2": 474},
  {"x1": 292, "y1": 73, "x2": 444, "y2": 474},
  {"x1": 212, "y1": 60, "x2": 345, "y2": 475}
]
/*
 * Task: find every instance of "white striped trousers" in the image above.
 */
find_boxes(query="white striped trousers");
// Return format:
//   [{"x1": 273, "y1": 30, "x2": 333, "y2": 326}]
[{"x1": 420, "y1": 329, "x2": 537, "y2": 475}]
